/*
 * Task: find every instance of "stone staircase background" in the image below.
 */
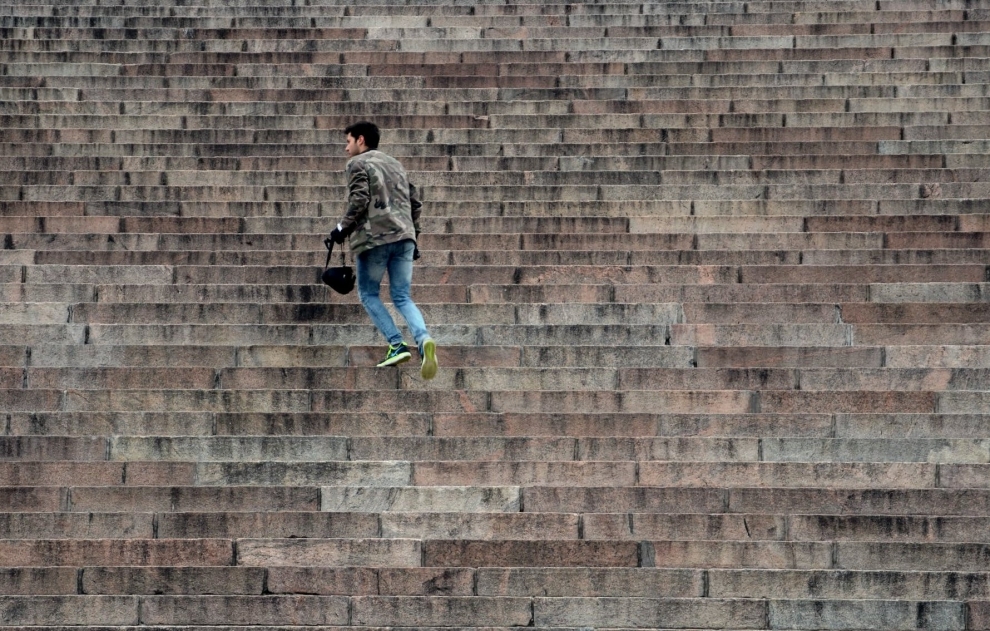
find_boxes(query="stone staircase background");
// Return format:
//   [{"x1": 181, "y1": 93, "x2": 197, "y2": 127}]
[{"x1": 2, "y1": 0, "x2": 990, "y2": 628}]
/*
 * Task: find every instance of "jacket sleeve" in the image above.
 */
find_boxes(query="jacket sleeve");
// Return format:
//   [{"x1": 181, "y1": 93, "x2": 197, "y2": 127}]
[
  {"x1": 339, "y1": 161, "x2": 370, "y2": 236},
  {"x1": 409, "y1": 181, "x2": 422, "y2": 235}
]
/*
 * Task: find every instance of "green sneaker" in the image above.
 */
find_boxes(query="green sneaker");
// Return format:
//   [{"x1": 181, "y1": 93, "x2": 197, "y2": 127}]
[
  {"x1": 420, "y1": 338, "x2": 438, "y2": 380},
  {"x1": 377, "y1": 343, "x2": 411, "y2": 367}
]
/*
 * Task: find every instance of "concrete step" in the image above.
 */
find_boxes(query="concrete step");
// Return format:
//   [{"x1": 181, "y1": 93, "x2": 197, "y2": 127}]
[
  {"x1": 10, "y1": 386, "x2": 976, "y2": 415},
  {"x1": 5, "y1": 410, "x2": 988, "y2": 439},
  {"x1": 10, "y1": 366, "x2": 990, "y2": 393},
  {"x1": 3, "y1": 433, "x2": 987, "y2": 463},
  {"x1": 8, "y1": 182, "x2": 990, "y2": 202},
  {"x1": 7, "y1": 168, "x2": 990, "y2": 189},
  {"x1": 16, "y1": 565, "x2": 775, "y2": 599}
]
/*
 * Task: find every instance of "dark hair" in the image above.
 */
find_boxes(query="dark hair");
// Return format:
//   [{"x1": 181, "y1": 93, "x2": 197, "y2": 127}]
[{"x1": 344, "y1": 121, "x2": 380, "y2": 149}]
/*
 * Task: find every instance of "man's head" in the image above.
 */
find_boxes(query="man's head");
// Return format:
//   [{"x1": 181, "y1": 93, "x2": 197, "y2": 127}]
[{"x1": 344, "y1": 121, "x2": 380, "y2": 157}]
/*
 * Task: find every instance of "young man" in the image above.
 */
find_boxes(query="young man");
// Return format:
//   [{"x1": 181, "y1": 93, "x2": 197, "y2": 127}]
[{"x1": 329, "y1": 121, "x2": 438, "y2": 379}]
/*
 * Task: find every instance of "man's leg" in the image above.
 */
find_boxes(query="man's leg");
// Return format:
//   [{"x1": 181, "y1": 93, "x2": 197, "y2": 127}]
[
  {"x1": 387, "y1": 239, "x2": 438, "y2": 379},
  {"x1": 386, "y1": 239, "x2": 430, "y2": 347},
  {"x1": 357, "y1": 244, "x2": 410, "y2": 365}
]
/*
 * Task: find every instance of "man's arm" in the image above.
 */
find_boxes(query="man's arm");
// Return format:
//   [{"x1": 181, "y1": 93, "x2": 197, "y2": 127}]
[{"x1": 337, "y1": 161, "x2": 370, "y2": 238}]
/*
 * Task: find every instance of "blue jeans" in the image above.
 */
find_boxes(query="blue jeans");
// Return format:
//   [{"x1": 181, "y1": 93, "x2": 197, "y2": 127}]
[{"x1": 356, "y1": 239, "x2": 430, "y2": 349}]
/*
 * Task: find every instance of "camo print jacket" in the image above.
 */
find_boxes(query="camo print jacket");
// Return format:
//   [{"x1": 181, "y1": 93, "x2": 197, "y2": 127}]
[{"x1": 338, "y1": 149, "x2": 421, "y2": 255}]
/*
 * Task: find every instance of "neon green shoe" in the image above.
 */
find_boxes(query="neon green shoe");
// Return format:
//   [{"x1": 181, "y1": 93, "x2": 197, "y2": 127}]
[
  {"x1": 377, "y1": 343, "x2": 411, "y2": 367},
  {"x1": 420, "y1": 338, "x2": 438, "y2": 380}
]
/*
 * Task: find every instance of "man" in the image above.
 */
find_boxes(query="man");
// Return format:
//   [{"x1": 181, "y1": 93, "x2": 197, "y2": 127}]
[{"x1": 329, "y1": 121, "x2": 438, "y2": 380}]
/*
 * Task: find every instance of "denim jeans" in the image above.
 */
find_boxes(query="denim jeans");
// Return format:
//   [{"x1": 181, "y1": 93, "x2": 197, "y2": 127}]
[{"x1": 356, "y1": 239, "x2": 430, "y2": 349}]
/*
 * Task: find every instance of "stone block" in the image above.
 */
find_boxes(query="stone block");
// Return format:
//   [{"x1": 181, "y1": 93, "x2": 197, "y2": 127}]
[
  {"x1": 0, "y1": 462, "x2": 124, "y2": 486},
  {"x1": 939, "y1": 392, "x2": 990, "y2": 414},
  {"x1": 350, "y1": 437, "x2": 576, "y2": 462},
  {"x1": 660, "y1": 413, "x2": 833, "y2": 438},
  {"x1": 237, "y1": 538, "x2": 421, "y2": 568},
  {"x1": 8, "y1": 411, "x2": 214, "y2": 437},
  {"x1": 423, "y1": 540, "x2": 639, "y2": 567},
  {"x1": 0, "y1": 302, "x2": 69, "y2": 325},
  {"x1": 412, "y1": 461, "x2": 636, "y2": 487},
  {"x1": 214, "y1": 412, "x2": 432, "y2": 437},
  {"x1": 82, "y1": 567, "x2": 264, "y2": 595},
  {"x1": 578, "y1": 436, "x2": 759, "y2": 461},
  {"x1": 63, "y1": 387, "x2": 313, "y2": 414},
  {"x1": 762, "y1": 437, "x2": 988, "y2": 463},
  {"x1": 758, "y1": 391, "x2": 936, "y2": 414},
  {"x1": 139, "y1": 595, "x2": 349, "y2": 625},
  {"x1": 835, "y1": 414, "x2": 990, "y2": 439},
  {"x1": 524, "y1": 487, "x2": 725, "y2": 513},
  {"x1": 477, "y1": 567, "x2": 702, "y2": 597},
  {"x1": 971, "y1": 601, "x2": 990, "y2": 630},
  {"x1": 0, "y1": 436, "x2": 107, "y2": 462},
  {"x1": 534, "y1": 597, "x2": 767, "y2": 628},
  {"x1": 0, "y1": 596, "x2": 138, "y2": 625},
  {"x1": 584, "y1": 513, "x2": 786, "y2": 541},
  {"x1": 489, "y1": 390, "x2": 753, "y2": 414},
  {"x1": 790, "y1": 515, "x2": 990, "y2": 543},
  {"x1": 769, "y1": 599, "x2": 965, "y2": 630},
  {"x1": 0, "y1": 568, "x2": 77, "y2": 595},
  {"x1": 351, "y1": 596, "x2": 533, "y2": 627},
  {"x1": 27, "y1": 367, "x2": 216, "y2": 390},
  {"x1": 671, "y1": 324, "x2": 853, "y2": 347},
  {"x1": 321, "y1": 486, "x2": 520, "y2": 513},
  {"x1": 0, "y1": 512, "x2": 152, "y2": 540},
  {"x1": 380, "y1": 513, "x2": 579, "y2": 540},
  {"x1": 69, "y1": 487, "x2": 319, "y2": 513},
  {"x1": 711, "y1": 569, "x2": 990, "y2": 600},
  {"x1": 195, "y1": 461, "x2": 411, "y2": 486},
  {"x1": 837, "y1": 542, "x2": 990, "y2": 571},
  {"x1": 0, "y1": 389, "x2": 63, "y2": 412},
  {"x1": 653, "y1": 540, "x2": 832, "y2": 569},
  {"x1": 0, "y1": 539, "x2": 233, "y2": 567},
  {"x1": 729, "y1": 488, "x2": 990, "y2": 516},
  {"x1": 378, "y1": 568, "x2": 476, "y2": 596},
  {"x1": 640, "y1": 462, "x2": 935, "y2": 488},
  {"x1": 697, "y1": 346, "x2": 884, "y2": 368},
  {"x1": 109, "y1": 437, "x2": 349, "y2": 462},
  {"x1": 432, "y1": 412, "x2": 661, "y2": 437},
  {"x1": 941, "y1": 465, "x2": 990, "y2": 488},
  {"x1": 157, "y1": 512, "x2": 377, "y2": 539}
]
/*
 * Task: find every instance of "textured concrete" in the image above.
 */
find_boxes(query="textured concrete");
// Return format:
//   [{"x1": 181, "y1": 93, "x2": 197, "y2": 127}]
[{"x1": 1, "y1": 0, "x2": 988, "y2": 627}]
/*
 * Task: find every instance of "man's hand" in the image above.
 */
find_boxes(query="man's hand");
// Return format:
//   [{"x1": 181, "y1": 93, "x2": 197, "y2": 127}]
[
  {"x1": 329, "y1": 226, "x2": 346, "y2": 244},
  {"x1": 413, "y1": 246, "x2": 421, "y2": 260}
]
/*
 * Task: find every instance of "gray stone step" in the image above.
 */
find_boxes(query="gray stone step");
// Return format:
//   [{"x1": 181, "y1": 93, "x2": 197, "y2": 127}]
[{"x1": 8, "y1": 182, "x2": 990, "y2": 202}]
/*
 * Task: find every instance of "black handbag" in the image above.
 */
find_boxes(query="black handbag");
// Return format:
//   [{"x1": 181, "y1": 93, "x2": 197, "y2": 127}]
[{"x1": 321, "y1": 238, "x2": 355, "y2": 294}]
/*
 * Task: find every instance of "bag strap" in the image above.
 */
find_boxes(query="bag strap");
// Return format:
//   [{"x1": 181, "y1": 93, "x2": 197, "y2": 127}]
[{"x1": 323, "y1": 238, "x2": 347, "y2": 268}]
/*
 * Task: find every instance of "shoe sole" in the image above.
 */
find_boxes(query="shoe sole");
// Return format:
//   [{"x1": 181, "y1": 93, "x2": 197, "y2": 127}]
[
  {"x1": 420, "y1": 339, "x2": 438, "y2": 380},
  {"x1": 377, "y1": 352, "x2": 411, "y2": 367}
]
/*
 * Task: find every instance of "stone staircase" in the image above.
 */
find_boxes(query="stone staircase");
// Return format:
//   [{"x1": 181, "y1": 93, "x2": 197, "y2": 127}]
[{"x1": 2, "y1": 0, "x2": 990, "y2": 628}]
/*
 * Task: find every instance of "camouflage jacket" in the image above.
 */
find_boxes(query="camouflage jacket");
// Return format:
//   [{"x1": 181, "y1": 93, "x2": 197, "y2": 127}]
[{"x1": 338, "y1": 149, "x2": 421, "y2": 255}]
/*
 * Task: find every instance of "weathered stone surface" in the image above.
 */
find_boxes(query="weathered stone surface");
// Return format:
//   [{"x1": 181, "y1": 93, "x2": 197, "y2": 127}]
[
  {"x1": 0, "y1": 568, "x2": 77, "y2": 595},
  {"x1": 351, "y1": 596, "x2": 533, "y2": 627},
  {"x1": 157, "y1": 512, "x2": 377, "y2": 539},
  {"x1": 321, "y1": 486, "x2": 520, "y2": 513},
  {"x1": 236, "y1": 538, "x2": 421, "y2": 568},
  {"x1": 534, "y1": 597, "x2": 767, "y2": 628},
  {"x1": 82, "y1": 567, "x2": 264, "y2": 595},
  {"x1": 0, "y1": 539, "x2": 233, "y2": 567},
  {"x1": 380, "y1": 512, "x2": 579, "y2": 540},
  {"x1": 139, "y1": 595, "x2": 349, "y2": 625},
  {"x1": 423, "y1": 540, "x2": 639, "y2": 567},
  {"x1": 0, "y1": 596, "x2": 138, "y2": 625},
  {"x1": 3, "y1": 0, "x2": 990, "y2": 624},
  {"x1": 769, "y1": 599, "x2": 965, "y2": 630}
]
